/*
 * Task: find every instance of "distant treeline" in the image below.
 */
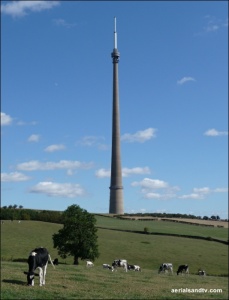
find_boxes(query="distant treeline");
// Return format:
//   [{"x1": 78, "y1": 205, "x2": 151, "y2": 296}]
[
  {"x1": 0, "y1": 207, "x2": 63, "y2": 223},
  {"x1": 1, "y1": 205, "x2": 225, "y2": 223},
  {"x1": 122, "y1": 213, "x2": 223, "y2": 220}
]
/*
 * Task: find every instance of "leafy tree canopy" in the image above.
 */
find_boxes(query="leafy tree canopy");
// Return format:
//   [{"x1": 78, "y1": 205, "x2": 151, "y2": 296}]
[{"x1": 52, "y1": 204, "x2": 99, "y2": 265}]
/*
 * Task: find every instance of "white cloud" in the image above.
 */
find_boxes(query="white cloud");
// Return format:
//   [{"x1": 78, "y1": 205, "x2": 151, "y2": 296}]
[
  {"x1": 195, "y1": 15, "x2": 228, "y2": 36},
  {"x1": 1, "y1": 172, "x2": 30, "y2": 182},
  {"x1": 1, "y1": 112, "x2": 13, "y2": 126},
  {"x1": 205, "y1": 24, "x2": 219, "y2": 32},
  {"x1": 17, "y1": 120, "x2": 37, "y2": 126},
  {"x1": 179, "y1": 186, "x2": 228, "y2": 200},
  {"x1": 131, "y1": 177, "x2": 179, "y2": 200},
  {"x1": 17, "y1": 160, "x2": 94, "y2": 171},
  {"x1": 1, "y1": 1, "x2": 60, "y2": 18},
  {"x1": 179, "y1": 193, "x2": 205, "y2": 200},
  {"x1": 177, "y1": 77, "x2": 196, "y2": 85},
  {"x1": 214, "y1": 188, "x2": 228, "y2": 193},
  {"x1": 204, "y1": 128, "x2": 228, "y2": 136},
  {"x1": 122, "y1": 167, "x2": 151, "y2": 177},
  {"x1": 30, "y1": 181, "x2": 85, "y2": 198},
  {"x1": 131, "y1": 178, "x2": 169, "y2": 189},
  {"x1": 79, "y1": 136, "x2": 102, "y2": 146},
  {"x1": 28, "y1": 134, "x2": 40, "y2": 142},
  {"x1": 144, "y1": 192, "x2": 165, "y2": 199},
  {"x1": 193, "y1": 187, "x2": 211, "y2": 194},
  {"x1": 53, "y1": 18, "x2": 77, "y2": 28},
  {"x1": 77, "y1": 136, "x2": 109, "y2": 150},
  {"x1": 95, "y1": 167, "x2": 151, "y2": 178},
  {"x1": 44, "y1": 144, "x2": 66, "y2": 152},
  {"x1": 203, "y1": 15, "x2": 223, "y2": 33},
  {"x1": 95, "y1": 169, "x2": 110, "y2": 178},
  {"x1": 121, "y1": 128, "x2": 157, "y2": 143}
]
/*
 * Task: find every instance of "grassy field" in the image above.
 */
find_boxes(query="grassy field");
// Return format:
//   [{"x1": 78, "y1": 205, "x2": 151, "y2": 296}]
[
  {"x1": 1, "y1": 262, "x2": 228, "y2": 299},
  {"x1": 95, "y1": 216, "x2": 228, "y2": 241},
  {"x1": 1, "y1": 217, "x2": 228, "y2": 299}
]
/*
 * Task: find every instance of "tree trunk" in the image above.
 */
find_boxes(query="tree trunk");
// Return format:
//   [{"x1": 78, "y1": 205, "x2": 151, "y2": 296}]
[{"x1": 74, "y1": 256, "x2": 79, "y2": 265}]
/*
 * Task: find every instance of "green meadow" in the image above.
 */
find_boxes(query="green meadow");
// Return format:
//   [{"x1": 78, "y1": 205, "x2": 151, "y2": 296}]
[{"x1": 1, "y1": 216, "x2": 228, "y2": 299}]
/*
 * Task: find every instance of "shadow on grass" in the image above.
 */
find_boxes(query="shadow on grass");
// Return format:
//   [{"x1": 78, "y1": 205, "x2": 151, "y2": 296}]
[
  {"x1": 12, "y1": 258, "x2": 27, "y2": 263},
  {"x1": 2, "y1": 279, "x2": 25, "y2": 285}
]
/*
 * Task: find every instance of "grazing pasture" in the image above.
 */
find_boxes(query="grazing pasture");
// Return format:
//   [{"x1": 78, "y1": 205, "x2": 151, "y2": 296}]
[
  {"x1": 1, "y1": 262, "x2": 228, "y2": 299},
  {"x1": 95, "y1": 216, "x2": 228, "y2": 241},
  {"x1": 1, "y1": 218, "x2": 228, "y2": 299}
]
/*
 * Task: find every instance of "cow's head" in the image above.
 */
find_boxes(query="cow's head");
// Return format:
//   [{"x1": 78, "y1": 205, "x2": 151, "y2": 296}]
[
  {"x1": 158, "y1": 265, "x2": 164, "y2": 273},
  {"x1": 24, "y1": 271, "x2": 39, "y2": 286}
]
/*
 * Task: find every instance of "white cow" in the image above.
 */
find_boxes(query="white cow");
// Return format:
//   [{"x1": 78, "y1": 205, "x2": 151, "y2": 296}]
[
  {"x1": 158, "y1": 263, "x2": 173, "y2": 274},
  {"x1": 112, "y1": 259, "x2": 128, "y2": 272},
  {"x1": 86, "y1": 261, "x2": 94, "y2": 267},
  {"x1": 103, "y1": 264, "x2": 114, "y2": 271},
  {"x1": 133, "y1": 265, "x2": 141, "y2": 271},
  {"x1": 128, "y1": 264, "x2": 141, "y2": 271}
]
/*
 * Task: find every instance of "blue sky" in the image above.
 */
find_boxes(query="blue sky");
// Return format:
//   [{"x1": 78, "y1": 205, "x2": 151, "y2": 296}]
[{"x1": 1, "y1": 1, "x2": 228, "y2": 218}]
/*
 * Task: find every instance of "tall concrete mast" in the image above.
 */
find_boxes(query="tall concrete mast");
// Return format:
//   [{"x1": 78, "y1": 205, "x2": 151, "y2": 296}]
[{"x1": 109, "y1": 17, "x2": 124, "y2": 214}]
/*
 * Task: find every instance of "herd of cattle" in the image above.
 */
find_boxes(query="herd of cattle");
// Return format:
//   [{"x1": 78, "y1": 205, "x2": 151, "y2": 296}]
[{"x1": 24, "y1": 247, "x2": 206, "y2": 286}]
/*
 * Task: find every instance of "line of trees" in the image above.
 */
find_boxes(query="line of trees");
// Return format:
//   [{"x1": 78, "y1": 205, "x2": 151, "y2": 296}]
[
  {"x1": 123, "y1": 213, "x2": 222, "y2": 220},
  {"x1": 0, "y1": 205, "x2": 223, "y2": 222},
  {"x1": 0, "y1": 206, "x2": 62, "y2": 223}
]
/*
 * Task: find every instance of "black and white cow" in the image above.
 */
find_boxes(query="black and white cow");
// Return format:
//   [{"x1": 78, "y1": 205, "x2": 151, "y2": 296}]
[
  {"x1": 112, "y1": 259, "x2": 128, "y2": 272},
  {"x1": 103, "y1": 264, "x2": 115, "y2": 271},
  {"x1": 177, "y1": 264, "x2": 189, "y2": 275},
  {"x1": 128, "y1": 264, "x2": 141, "y2": 271},
  {"x1": 24, "y1": 247, "x2": 55, "y2": 286},
  {"x1": 158, "y1": 263, "x2": 173, "y2": 274},
  {"x1": 198, "y1": 269, "x2": 206, "y2": 276}
]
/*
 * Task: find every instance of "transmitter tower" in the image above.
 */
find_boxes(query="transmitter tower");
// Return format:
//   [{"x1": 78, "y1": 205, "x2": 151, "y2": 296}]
[{"x1": 109, "y1": 17, "x2": 124, "y2": 214}]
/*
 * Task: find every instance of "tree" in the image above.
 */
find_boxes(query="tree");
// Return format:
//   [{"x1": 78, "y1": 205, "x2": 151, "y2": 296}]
[{"x1": 52, "y1": 205, "x2": 99, "y2": 265}]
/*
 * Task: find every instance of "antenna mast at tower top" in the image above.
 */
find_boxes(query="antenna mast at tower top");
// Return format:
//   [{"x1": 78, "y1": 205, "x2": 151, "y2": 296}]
[{"x1": 114, "y1": 16, "x2": 117, "y2": 49}]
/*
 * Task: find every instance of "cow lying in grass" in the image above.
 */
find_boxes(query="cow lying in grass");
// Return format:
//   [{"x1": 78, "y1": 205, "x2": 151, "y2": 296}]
[
  {"x1": 24, "y1": 247, "x2": 55, "y2": 286},
  {"x1": 103, "y1": 264, "x2": 115, "y2": 271},
  {"x1": 128, "y1": 264, "x2": 141, "y2": 271}
]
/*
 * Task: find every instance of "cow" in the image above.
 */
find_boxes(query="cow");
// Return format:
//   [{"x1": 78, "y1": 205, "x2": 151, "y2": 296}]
[
  {"x1": 158, "y1": 263, "x2": 173, "y2": 274},
  {"x1": 24, "y1": 247, "x2": 55, "y2": 286},
  {"x1": 177, "y1": 264, "x2": 189, "y2": 275},
  {"x1": 103, "y1": 264, "x2": 115, "y2": 271},
  {"x1": 128, "y1": 264, "x2": 141, "y2": 271},
  {"x1": 112, "y1": 259, "x2": 128, "y2": 272},
  {"x1": 198, "y1": 269, "x2": 206, "y2": 276},
  {"x1": 53, "y1": 258, "x2": 59, "y2": 266},
  {"x1": 86, "y1": 261, "x2": 94, "y2": 267}
]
